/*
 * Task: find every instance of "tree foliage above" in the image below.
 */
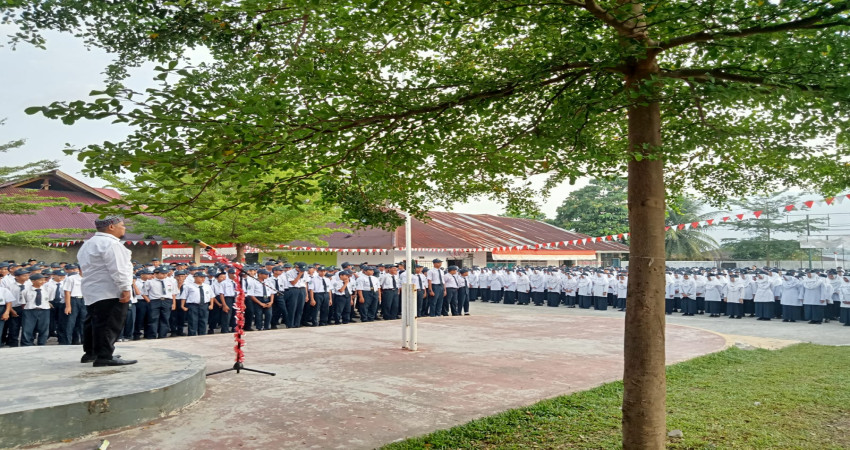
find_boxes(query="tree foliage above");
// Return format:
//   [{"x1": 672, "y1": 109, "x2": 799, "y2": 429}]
[{"x1": 6, "y1": 0, "x2": 850, "y2": 228}]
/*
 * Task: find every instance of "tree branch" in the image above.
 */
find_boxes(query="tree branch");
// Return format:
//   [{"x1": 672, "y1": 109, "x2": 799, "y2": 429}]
[
  {"x1": 661, "y1": 68, "x2": 826, "y2": 91},
  {"x1": 657, "y1": 2, "x2": 850, "y2": 51}
]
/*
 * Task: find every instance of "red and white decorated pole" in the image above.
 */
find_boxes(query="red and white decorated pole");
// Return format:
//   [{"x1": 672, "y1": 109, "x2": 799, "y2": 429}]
[{"x1": 196, "y1": 240, "x2": 274, "y2": 377}]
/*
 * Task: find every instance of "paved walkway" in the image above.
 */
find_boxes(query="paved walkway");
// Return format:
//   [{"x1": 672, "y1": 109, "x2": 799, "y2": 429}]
[
  {"x1": 44, "y1": 309, "x2": 725, "y2": 450},
  {"x1": 471, "y1": 301, "x2": 850, "y2": 346}
]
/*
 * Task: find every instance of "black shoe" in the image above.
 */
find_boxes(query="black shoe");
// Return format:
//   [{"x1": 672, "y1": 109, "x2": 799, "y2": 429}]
[
  {"x1": 93, "y1": 357, "x2": 138, "y2": 367},
  {"x1": 132, "y1": 336, "x2": 141, "y2": 341},
  {"x1": 83, "y1": 354, "x2": 121, "y2": 363}
]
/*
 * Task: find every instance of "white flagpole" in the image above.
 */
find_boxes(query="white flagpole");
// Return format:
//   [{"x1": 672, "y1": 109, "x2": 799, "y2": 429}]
[{"x1": 402, "y1": 211, "x2": 417, "y2": 350}]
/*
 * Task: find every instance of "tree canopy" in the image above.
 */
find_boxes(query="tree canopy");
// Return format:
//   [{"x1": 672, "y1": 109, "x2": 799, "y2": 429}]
[
  {"x1": 10, "y1": 1, "x2": 850, "y2": 225},
  {"x1": 7, "y1": 1, "x2": 850, "y2": 447},
  {"x1": 553, "y1": 177, "x2": 630, "y2": 236}
]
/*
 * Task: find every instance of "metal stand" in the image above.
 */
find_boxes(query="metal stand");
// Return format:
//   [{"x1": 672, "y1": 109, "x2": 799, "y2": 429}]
[{"x1": 207, "y1": 362, "x2": 276, "y2": 376}]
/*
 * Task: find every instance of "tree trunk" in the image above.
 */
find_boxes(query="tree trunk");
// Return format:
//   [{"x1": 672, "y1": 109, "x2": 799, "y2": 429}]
[
  {"x1": 234, "y1": 243, "x2": 246, "y2": 263},
  {"x1": 622, "y1": 57, "x2": 667, "y2": 450}
]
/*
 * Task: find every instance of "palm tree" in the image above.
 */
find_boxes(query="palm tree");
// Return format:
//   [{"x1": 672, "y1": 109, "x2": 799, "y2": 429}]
[{"x1": 665, "y1": 198, "x2": 720, "y2": 260}]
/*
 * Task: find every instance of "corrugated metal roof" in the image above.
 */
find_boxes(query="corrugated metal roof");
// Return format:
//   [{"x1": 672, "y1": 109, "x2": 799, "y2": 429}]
[{"x1": 394, "y1": 212, "x2": 628, "y2": 252}]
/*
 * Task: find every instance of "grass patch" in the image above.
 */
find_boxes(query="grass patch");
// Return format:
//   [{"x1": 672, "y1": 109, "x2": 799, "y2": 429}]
[{"x1": 385, "y1": 344, "x2": 850, "y2": 449}]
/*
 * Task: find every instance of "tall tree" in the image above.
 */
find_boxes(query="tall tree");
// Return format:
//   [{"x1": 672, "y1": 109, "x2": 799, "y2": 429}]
[
  {"x1": 723, "y1": 191, "x2": 822, "y2": 266},
  {"x1": 553, "y1": 178, "x2": 630, "y2": 236},
  {"x1": 0, "y1": 119, "x2": 82, "y2": 248},
  {"x1": 8, "y1": 2, "x2": 850, "y2": 447},
  {"x1": 665, "y1": 197, "x2": 719, "y2": 260}
]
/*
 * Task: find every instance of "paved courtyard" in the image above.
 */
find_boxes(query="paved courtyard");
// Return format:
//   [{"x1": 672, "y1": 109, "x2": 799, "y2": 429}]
[{"x1": 43, "y1": 305, "x2": 727, "y2": 449}]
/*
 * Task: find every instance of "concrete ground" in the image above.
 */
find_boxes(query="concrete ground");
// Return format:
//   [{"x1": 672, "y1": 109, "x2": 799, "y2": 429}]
[
  {"x1": 471, "y1": 301, "x2": 850, "y2": 347},
  {"x1": 41, "y1": 307, "x2": 726, "y2": 450},
  {"x1": 1, "y1": 347, "x2": 205, "y2": 448}
]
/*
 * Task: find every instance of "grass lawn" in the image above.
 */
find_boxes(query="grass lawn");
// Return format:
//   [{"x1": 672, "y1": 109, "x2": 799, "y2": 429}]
[{"x1": 385, "y1": 344, "x2": 850, "y2": 449}]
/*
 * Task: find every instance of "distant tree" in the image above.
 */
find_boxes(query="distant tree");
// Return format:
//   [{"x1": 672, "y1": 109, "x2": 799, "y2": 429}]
[
  {"x1": 665, "y1": 197, "x2": 719, "y2": 260},
  {"x1": 721, "y1": 238, "x2": 804, "y2": 262},
  {"x1": 501, "y1": 206, "x2": 548, "y2": 221},
  {"x1": 553, "y1": 178, "x2": 629, "y2": 237},
  {"x1": 723, "y1": 192, "x2": 822, "y2": 266},
  {"x1": 0, "y1": 119, "x2": 82, "y2": 248}
]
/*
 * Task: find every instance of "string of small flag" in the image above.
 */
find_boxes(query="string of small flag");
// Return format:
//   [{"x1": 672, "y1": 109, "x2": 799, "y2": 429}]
[{"x1": 45, "y1": 193, "x2": 850, "y2": 252}]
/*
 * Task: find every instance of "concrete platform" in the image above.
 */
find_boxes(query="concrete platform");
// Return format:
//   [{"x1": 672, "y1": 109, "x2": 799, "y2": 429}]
[
  {"x1": 0, "y1": 346, "x2": 205, "y2": 448},
  {"x1": 42, "y1": 311, "x2": 725, "y2": 450}
]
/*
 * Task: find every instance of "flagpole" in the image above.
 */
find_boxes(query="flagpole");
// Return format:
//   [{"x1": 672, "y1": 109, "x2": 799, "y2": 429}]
[{"x1": 402, "y1": 211, "x2": 417, "y2": 351}]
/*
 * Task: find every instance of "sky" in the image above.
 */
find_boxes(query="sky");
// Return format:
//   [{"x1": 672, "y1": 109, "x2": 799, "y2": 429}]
[{"x1": 2, "y1": 29, "x2": 849, "y2": 248}]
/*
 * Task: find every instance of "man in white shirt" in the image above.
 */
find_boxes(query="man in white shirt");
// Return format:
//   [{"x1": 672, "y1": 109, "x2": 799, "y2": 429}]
[
  {"x1": 20, "y1": 273, "x2": 53, "y2": 346},
  {"x1": 269, "y1": 265, "x2": 287, "y2": 329},
  {"x1": 379, "y1": 264, "x2": 401, "y2": 320},
  {"x1": 143, "y1": 267, "x2": 176, "y2": 338},
  {"x1": 309, "y1": 267, "x2": 332, "y2": 326},
  {"x1": 284, "y1": 263, "x2": 309, "y2": 328},
  {"x1": 443, "y1": 265, "x2": 460, "y2": 316},
  {"x1": 331, "y1": 270, "x2": 354, "y2": 324},
  {"x1": 180, "y1": 272, "x2": 215, "y2": 336},
  {"x1": 0, "y1": 282, "x2": 14, "y2": 348},
  {"x1": 458, "y1": 268, "x2": 471, "y2": 315},
  {"x1": 426, "y1": 259, "x2": 445, "y2": 317},
  {"x1": 77, "y1": 216, "x2": 136, "y2": 366},
  {"x1": 356, "y1": 266, "x2": 381, "y2": 322},
  {"x1": 4, "y1": 268, "x2": 30, "y2": 347},
  {"x1": 61, "y1": 264, "x2": 85, "y2": 345}
]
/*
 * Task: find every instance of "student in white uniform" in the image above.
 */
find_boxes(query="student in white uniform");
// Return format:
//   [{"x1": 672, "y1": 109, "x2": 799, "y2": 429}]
[
  {"x1": 779, "y1": 271, "x2": 803, "y2": 322},
  {"x1": 20, "y1": 273, "x2": 54, "y2": 346}
]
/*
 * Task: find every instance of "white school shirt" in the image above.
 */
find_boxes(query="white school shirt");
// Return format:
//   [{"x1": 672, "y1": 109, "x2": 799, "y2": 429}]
[
  {"x1": 0, "y1": 285, "x2": 14, "y2": 306},
  {"x1": 515, "y1": 274, "x2": 531, "y2": 292},
  {"x1": 285, "y1": 269, "x2": 308, "y2": 288},
  {"x1": 77, "y1": 232, "x2": 133, "y2": 305},
  {"x1": 800, "y1": 276, "x2": 825, "y2": 305},
  {"x1": 63, "y1": 274, "x2": 84, "y2": 297},
  {"x1": 616, "y1": 278, "x2": 628, "y2": 299},
  {"x1": 331, "y1": 278, "x2": 353, "y2": 296},
  {"x1": 310, "y1": 275, "x2": 331, "y2": 293},
  {"x1": 703, "y1": 278, "x2": 723, "y2": 302},
  {"x1": 21, "y1": 284, "x2": 54, "y2": 310},
  {"x1": 412, "y1": 273, "x2": 428, "y2": 291},
  {"x1": 355, "y1": 275, "x2": 380, "y2": 292},
  {"x1": 779, "y1": 276, "x2": 802, "y2": 306},
  {"x1": 576, "y1": 276, "x2": 592, "y2": 296},
  {"x1": 144, "y1": 278, "x2": 174, "y2": 299},
  {"x1": 444, "y1": 272, "x2": 459, "y2": 288},
  {"x1": 426, "y1": 267, "x2": 444, "y2": 286},
  {"x1": 838, "y1": 278, "x2": 850, "y2": 307},
  {"x1": 753, "y1": 276, "x2": 775, "y2": 303},
  {"x1": 180, "y1": 282, "x2": 214, "y2": 304},
  {"x1": 380, "y1": 273, "x2": 400, "y2": 290},
  {"x1": 725, "y1": 278, "x2": 746, "y2": 303}
]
